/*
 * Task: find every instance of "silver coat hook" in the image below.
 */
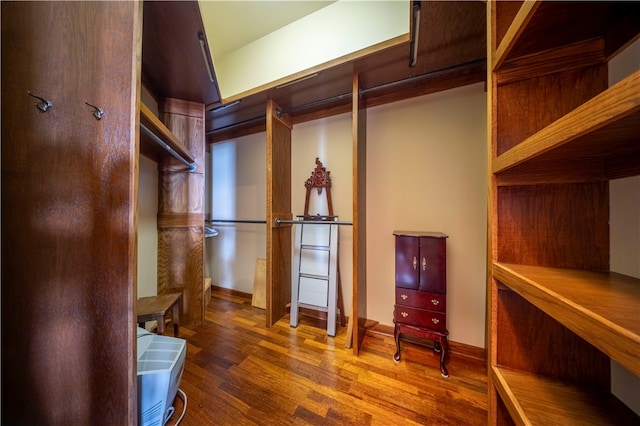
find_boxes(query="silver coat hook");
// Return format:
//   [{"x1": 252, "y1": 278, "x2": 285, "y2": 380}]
[
  {"x1": 27, "y1": 91, "x2": 53, "y2": 112},
  {"x1": 85, "y1": 101, "x2": 104, "y2": 120}
]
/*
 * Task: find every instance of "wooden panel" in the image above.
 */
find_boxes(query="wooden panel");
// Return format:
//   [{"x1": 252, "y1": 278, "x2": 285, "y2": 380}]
[
  {"x1": 266, "y1": 99, "x2": 292, "y2": 327},
  {"x1": 1, "y1": 1, "x2": 141, "y2": 424},
  {"x1": 497, "y1": 183, "x2": 609, "y2": 270},
  {"x1": 157, "y1": 227, "x2": 204, "y2": 324},
  {"x1": 496, "y1": 64, "x2": 607, "y2": 155},
  {"x1": 139, "y1": 101, "x2": 195, "y2": 164},
  {"x1": 501, "y1": 2, "x2": 640, "y2": 62},
  {"x1": 496, "y1": 290, "x2": 609, "y2": 387},
  {"x1": 492, "y1": 1, "x2": 539, "y2": 70},
  {"x1": 157, "y1": 98, "x2": 205, "y2": 326},
  {"x1": 395, "y1": 235, "x2": 420, "y2": 290},
  {"x1": 494, "y1": 70, "x2": 640, "y2": 181},
  {"x1": 494, "y1": 1, "x2": 524, "y2": 50},
  {"x1": 493, "y1": 367, "x2": 639, "y2": 425},
  {"x1": 158, "y1": 172, "x2": 205, "y2": 214},
  {"x1": 352, "y1": 74, "x2": 367, "y2": 355},
  {"x1": 160, "y1": 99, "x2": 206, "y2": 172},
  {"x1": 494, "y1": 263, "x2": 640, "y2": 377},
  {"x1": 142, "y1": 1, "x2": 220, "y2": 106},
  {"x1": 251, "y1": 258, "x2": 267, "y2": 309}
]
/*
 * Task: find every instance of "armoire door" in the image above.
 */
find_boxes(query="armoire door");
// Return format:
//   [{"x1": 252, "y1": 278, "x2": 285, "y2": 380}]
[{"x1": 1, "y1": 2, "x2": 141, "y2": 424}]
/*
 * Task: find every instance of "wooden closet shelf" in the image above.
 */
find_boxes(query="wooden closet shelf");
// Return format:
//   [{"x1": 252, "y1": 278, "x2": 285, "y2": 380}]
[
  {"x1": 494, "y1": 2, "x2": 640, "y2": 68},
  {"x1": 493, "y1": 69, "x2": 640, "y2": 183},
  {"x1": 139, "y1": 102, "x2": 195, "y2": 165},
  {"x1": 493, "y1": 262, "x2": 640, "y2": 377},
  {"x1": 491, "y1": 366, "x2": 640, "y2": 425}
]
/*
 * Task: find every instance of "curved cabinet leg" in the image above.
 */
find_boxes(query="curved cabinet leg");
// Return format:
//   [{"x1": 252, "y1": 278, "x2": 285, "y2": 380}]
[
  {"x1": 393, "y1": 322, "x2": 401, "y2": 363},
  {"x1": 439, "y1": 336, "x2": 449, "y2": 378}
]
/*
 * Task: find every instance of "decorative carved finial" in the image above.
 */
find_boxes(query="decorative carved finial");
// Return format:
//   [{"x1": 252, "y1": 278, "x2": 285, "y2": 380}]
[{"x1": 304, "y1": 157, "x2": 331, "y2": 195}]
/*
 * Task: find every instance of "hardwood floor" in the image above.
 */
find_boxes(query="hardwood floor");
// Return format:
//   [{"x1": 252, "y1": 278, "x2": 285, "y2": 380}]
[{"x1": 165, "y1": 290, "x2": 487, "y2": 425}]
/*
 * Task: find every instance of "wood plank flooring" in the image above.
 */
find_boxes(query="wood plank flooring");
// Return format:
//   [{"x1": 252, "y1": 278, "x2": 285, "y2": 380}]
[{"x1": 165, "y1": 290, "x2": 487, "y2": 425}]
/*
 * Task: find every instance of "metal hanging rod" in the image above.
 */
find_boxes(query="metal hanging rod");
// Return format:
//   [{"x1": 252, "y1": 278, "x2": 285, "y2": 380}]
[
  {"x1": 207, "y1": 219, "x2": 267, "y2": 224},
  {"x1": 361, "y1": 58, "x2": 486, "y2": 97},
  {"x1": 277, "y1": 58, "x2": 485, "y2": 117},
  {"x1": 277, "y1": 92, "x2": 353, "y2": 117},
  {"x1": 206, "y1": 59, "x2": 486, "y2": 137},
  {"x1": 140, "y1": 123, "x2": 197, "y2": 172},
  {"x1": 207, "y1": 115, "x2": 266, "y2": 136},
  {"x1": 274, "y1": 217, "x2": 353, "y2": 226}
]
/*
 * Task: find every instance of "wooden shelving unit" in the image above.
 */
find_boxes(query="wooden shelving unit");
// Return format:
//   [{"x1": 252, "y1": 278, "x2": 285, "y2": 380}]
[
  {"x1": 139, "y1": 101, "x2": 195, "y2": 165},
  {"x1": 487, "y1": 1, "x2": 640, "y2": 425}
]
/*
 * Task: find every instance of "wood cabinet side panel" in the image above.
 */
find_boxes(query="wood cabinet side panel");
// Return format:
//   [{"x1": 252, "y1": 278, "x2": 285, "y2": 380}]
[
  {"x1": 266, "y1": 100, "x2": 292, "y2": 327},
  {"x1": 1, "y1": 1, "x2": 140, "y2": 424},
  {"x1": 497, "y1": 183, "x2": 609, "y2": 269},
  {"x1": 157, "y1": 227, "x2": 204, "y2": 325},
  {"x1": 496, "y1": 289, "x2": 610, "y2": 387},
  {"x1": 496, "y1": 65, "x2": 607, "y2": 155}
]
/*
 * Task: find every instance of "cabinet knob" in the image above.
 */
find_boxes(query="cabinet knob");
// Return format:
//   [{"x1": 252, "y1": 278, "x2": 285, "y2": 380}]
[
  {"x1": 431, "y1": 299, "x2": 439, "y2": 306},
  {"x1": 401, "y1": 311, "x2": 408, "y2": 318},
  {"x1": 401, "y1": 294, "x2": 408, "y2": 300},
  {"x1": 412, "y1": 256, "x2": 417, "y2": 270},
  {"x1": 431, "y1": 318, "x2": 440, "y2": 324},
  {"x1": 422, "y1": 257, "x2": 427, "y2": 271}
]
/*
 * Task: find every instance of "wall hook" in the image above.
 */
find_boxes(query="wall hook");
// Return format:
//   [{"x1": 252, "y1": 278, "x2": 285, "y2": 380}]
[
  {"x1": 27, "y1": 91, "x2": 53, "y2": 112},
  {"x1": 84, "y1": 101, "x2": 104, "y2": 120}
]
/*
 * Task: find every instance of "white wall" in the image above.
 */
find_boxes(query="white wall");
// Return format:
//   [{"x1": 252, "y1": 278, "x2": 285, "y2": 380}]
[
  {"x1": 366, "y1": 83, "x2": 487, "y2": 347},
  {"x1": 137, "y1": 155, "x2": 158, "y2": 297},
  {"x1": 208, "y1": 135, "x2": 267, "y2": 294},
  {"x1": 608, "y1": 38, "x2": 640, "y2": 415},
  {"x1": 207, "y1": 82, "x2": 487, "y2": 348}
]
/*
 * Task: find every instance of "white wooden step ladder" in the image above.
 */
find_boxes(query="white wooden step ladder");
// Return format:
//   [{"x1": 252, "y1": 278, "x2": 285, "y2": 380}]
[{"x1": 290, "y1": 215, "x2": 339, "y2": 336}]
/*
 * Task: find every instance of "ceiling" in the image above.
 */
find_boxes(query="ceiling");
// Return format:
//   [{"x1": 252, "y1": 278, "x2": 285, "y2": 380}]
[
  {"x1": 200, "y1": 1, "x2": 334, "y2": 58},
  {"x1": 141, "y1": 1, "x2": 487, "y2": 144}
]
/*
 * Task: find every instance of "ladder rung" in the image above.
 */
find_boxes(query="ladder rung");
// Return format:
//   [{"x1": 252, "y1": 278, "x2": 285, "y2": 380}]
[
  {"x1": 297, "y1": 302, "x2": 329, "y2": 312},
  {"x1": 299, "y1": 273, "x2": 329, "y2": 281},
  {"x1": 300, "y1": 244, "x2": 330, "y2": 250}
]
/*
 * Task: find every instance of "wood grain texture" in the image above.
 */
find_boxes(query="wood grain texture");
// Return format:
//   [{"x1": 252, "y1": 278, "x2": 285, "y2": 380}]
[
  {"x1": 1, "y1": 1, "x2": 141, "y2": 424},
  {"x1": 496, "y1": 64, "x2": 607, "y2": 155},
  {"x1": 492, "y1": 1, "x2": 540, "y2": 70},
  {"x1": 163, "y1": 289, "x2": 488, "y2": 426},
  {"x1": 140, "y1": 102, "x2": 195, "y2": 164},
  {"x1": 497, "y1": 183, "x2": 609, "y2": 270},
  {"x1": 495, "y1": 288, "x2": 610, "y2": 387},
  {"x1": 352, "y1": 74, "x2": 368, "y2": 356},
  {"x1": 495, "y1": 69, "x2": 640, "y2": 177},
  {"x1": 502, "y1": 2, "x2": 640, "y2": 62},
  {"x1": 142, "y1": 1, "x2": 219, "y2": 105},
  {"x1": 492, "y1": 367, "x2": 639, "y2": 426},
  {"x1": 266, "y1": 99, "x2": 292, "y2": 328},
  {"x1": 487, "y1": 4, "x2": 640, "y2": 424},
  {"x1": 494, "y1": 263, "x2": 640, "y2": 377},
  {"x1": 157, "y1": 98, "x2": 205, "y2": 326},
  {"x1": 157, "y1": 227, "x2": 204, "y2": 325}
]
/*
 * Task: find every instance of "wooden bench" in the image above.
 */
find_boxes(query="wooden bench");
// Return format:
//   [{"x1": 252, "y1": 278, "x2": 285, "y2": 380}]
[{"x1": 137, "y1": 292, "x2": 182, "y2": 337}]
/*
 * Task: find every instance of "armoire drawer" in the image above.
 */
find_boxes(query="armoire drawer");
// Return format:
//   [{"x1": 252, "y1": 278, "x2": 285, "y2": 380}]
[
  {"x1": 395, "y1": 288, "x2": 446, "y2": 313},
  {"x1": 394, "y1": 305, "x2": 447, "y2": 331}
]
